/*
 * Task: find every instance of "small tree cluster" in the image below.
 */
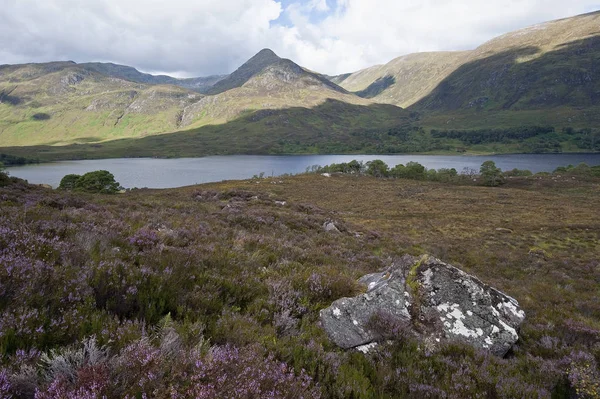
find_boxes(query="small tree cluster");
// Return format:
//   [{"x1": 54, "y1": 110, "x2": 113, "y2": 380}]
[
  {"x1": 58, "y1": 170, "x2": 121, "y2": 194},
  {"x1": 480, "y1": 161, "x2": 505, "y2": 186}
]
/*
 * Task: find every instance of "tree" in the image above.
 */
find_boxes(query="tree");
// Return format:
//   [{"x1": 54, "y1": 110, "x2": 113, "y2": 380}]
[
  {"x1": 75, "y1": 170, "x2": 121, "y2": 193},
  {"x1": 480, "y1": 161, "x2": 504, "y2": 187},
  {"x1": 366, "y1": 160, "x2": 389, "y2": 178},
  {"x1": 58, "y1": 170, "x2": 121, "y2": 193},
  {"x1": 58, "y1": 174, "x2": 81, "y2": 191},
  {"x1": 347, "y1": 160, "x2": 363, "y2": 174}
]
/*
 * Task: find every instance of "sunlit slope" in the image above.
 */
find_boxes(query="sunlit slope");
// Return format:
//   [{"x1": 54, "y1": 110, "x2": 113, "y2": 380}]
[
  {"x1": 338, "y1": 52, "x2": 469, "y2": 107},
  {"x1": 0, "y1": 63, "x2": 202, "y2": 146},
  {"x1": 181, "y1": 55, "x2": 374, "y2": 127},
  {"x1": 416, "y1": 11, "x2": 600, "y2": 112}
]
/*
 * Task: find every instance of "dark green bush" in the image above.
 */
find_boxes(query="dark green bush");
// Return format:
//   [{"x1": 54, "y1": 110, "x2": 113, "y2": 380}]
[{"x1": 59, "y1": 170, "x2": 121, "y2": 193}]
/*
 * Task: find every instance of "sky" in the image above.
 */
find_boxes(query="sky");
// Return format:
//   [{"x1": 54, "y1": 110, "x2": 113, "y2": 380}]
[{"x1": 1, "y1": 0, "x2": 599, "y2": 77}]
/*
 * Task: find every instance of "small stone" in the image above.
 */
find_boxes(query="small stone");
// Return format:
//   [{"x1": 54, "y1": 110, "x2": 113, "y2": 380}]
[{"x1": 323, "y1": 221, "x2": 340, "y2": 233}]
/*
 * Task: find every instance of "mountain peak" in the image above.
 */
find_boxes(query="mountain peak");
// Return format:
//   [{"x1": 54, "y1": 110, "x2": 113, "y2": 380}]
[
  {"x1": 254, "y1": 48, "x2": 279, "y2": 59},
  {"x1": 207, "y1": 48, "x2": 283, "y2": 94}
]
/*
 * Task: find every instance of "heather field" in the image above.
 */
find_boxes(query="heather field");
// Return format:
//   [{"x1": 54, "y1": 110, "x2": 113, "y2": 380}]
[{"x1": 0, "y1": 169, "x2": 599, "y2": 398}]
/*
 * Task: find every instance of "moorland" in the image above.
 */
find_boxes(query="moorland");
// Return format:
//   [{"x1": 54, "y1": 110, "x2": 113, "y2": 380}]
[{"x1": 0, "y1": 164, "x2": 599, "y2": 397}]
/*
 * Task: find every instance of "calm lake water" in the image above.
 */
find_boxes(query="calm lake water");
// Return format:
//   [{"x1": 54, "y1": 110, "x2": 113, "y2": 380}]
[{"x1": 6, "y1": 154, "x2": 600, "y2": 189}]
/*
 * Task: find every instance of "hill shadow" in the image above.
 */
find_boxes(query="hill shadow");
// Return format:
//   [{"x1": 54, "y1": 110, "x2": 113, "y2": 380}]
[
  {"x1": 355, "y1": 75, "x2": 396, "y2": 98},
  {"x1": 410, "y1": 34, "x2": 600, "y2": 112},
  {"x1": 0, "y1": 99, "x2": 413, "y2": 160},
  {"x1": 0, "y1": 88, "x2": 22, "y2": 106}
]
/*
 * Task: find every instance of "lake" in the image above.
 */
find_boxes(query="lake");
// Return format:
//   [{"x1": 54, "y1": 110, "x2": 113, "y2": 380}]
[{"x1": 6, "y1": 154, "x2": 600, "y2": 189}]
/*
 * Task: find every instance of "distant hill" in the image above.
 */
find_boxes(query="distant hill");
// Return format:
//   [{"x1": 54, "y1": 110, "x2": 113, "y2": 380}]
[
  {"x1": 0, "y1": 50, "x2": 385, "y2": 147},
  {"x1": 331, "y1": 11, "x2": 600, "y2": 129},
  {"x1": 80, "y1": 62, "x2": 225, "y2": 93},
  {"x1": 2, "y1": 11, "x2": 600, "y2": 155},
  {"x1": 336, "y1": 52, "x2": 469, "y2": 108},
  {"x1": 0, "y1": 62, "x2": 203, "y2": 146}
]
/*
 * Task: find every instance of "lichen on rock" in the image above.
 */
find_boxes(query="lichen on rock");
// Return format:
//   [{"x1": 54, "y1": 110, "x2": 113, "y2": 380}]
[{"x1": 319, "y1": 254, "x2": 525, "y2": 356}]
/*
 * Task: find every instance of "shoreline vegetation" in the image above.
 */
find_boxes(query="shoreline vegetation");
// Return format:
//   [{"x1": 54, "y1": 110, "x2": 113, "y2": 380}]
[
  {"x1": 1, "y1": 124, "x2": 599, "y2": 164},
  {"x1": 1, "y1": 161, "x2": 599, "y2": 397}
]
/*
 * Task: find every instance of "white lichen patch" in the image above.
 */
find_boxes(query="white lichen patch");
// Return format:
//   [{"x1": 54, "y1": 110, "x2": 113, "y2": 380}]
[
  {"x1": 332, "y1": 308, "x2": 341, "y2": 318},
  {"x1": 352, "y1": 320, "x2": 358, "y2": 326},
  {"x1": 498, "y1": 300, "x2": 525, "y2": 320},
  {"x1": 422, "y1": 268, "x2": 433, "y2": 288},
  {"x1": 437, "y1": 303, "x2": 481, "y2": 339},
  {"x1": 356, "y1": 342, "x2": 377, "y2": 354},
  {"x1": 498, "y1": 319, "x2": 519, "y2": 340},
  {"x1": 484, "y1": 336, "x2": 493, "y2": 348},
  {"x1": 368, "y1": 282, "x2": 377, "y2": 290}
]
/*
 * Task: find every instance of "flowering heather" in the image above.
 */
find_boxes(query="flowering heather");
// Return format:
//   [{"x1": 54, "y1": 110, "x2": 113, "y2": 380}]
[{"x1": 1, "y1": 173, "x2": 599, "y2": 397}]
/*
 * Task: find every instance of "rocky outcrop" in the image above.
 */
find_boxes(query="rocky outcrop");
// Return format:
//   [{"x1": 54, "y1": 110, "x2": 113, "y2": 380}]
[{"x1": 319, "y1": 255, "x2": 525, "y2": 356}]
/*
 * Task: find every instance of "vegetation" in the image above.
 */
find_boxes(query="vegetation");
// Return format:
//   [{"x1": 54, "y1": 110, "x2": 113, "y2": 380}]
[
  {"x1": 0, "y1": 154, "x2": 38, "y2": 167},
  {"x1": 58, "y1": 170, "x2": 121, "y2": 194},
  {"x1": 480, "y1": 161, "x2": 505, "y2": 187},
  {"x1": 1, "y1": 165, "x2": 599, "y2": 397},
  {"x1": 430, "y1": 126, "x2": 600, "y2": 153}
]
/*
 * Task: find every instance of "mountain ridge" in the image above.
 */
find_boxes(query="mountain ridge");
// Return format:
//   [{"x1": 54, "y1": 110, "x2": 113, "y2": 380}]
[{"x1": 1, "y1": 11, "x2": 600, "y2": 154}]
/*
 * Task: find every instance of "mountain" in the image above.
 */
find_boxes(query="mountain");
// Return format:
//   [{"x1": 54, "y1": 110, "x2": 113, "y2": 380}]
[
  {"x1": 416, "y1": 11, "x2": 600, "y2": 111},
  {"x1": 80, "y1": 62, "x2": 225, "y2": 93},
  {"x1": 334, "y1": 11, "x2": 600, "y2": 129},
  {"x1": 181, "y1": 49, "x2": 371, "y2": 126},
  {"x1": 207, "y1": 48, "x2": 347, "y2": 95},
  {"x1": 0, "y1": 49, "x2": 387, "y2": 147},
  {"x1": 0, "y1": 62, "x2": 205, "y2": 146},
  {"x1": 336, "y1": 52, "x2": 469, "y2": 107},
  {"x1": 2, "y1": 11, "x2": 600, "y2": 155}
]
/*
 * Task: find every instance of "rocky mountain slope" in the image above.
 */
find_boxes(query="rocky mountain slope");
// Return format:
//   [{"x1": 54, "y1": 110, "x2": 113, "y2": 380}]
[
  {"x1": 182, "y1": 49, "x2": 372, "y2": 126},
  {"x1": 80, "y1": 62, "x2": 225, "y2": 93}
]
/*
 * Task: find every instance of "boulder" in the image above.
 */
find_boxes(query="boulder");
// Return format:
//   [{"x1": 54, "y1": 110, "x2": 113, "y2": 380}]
[{"x1": 319, "y1": 255, "x2": 525, "y2": 356}]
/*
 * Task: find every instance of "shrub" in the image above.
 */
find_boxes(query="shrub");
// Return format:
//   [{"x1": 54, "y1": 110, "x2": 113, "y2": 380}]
[
  {"x1": 58, "y1": 170, "x2": 121, "y2": 193},
  {"x1": 366, "y1": 160, "x2": 389, "y2": 177},
  {"x1": 480, "y1": 160, "x2": 505, "y2": 186}
]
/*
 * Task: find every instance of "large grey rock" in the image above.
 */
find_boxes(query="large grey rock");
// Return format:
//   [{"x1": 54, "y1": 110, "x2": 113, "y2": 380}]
[{"x1": 319, "y1": 255, "x2": 525, "y2": 356}]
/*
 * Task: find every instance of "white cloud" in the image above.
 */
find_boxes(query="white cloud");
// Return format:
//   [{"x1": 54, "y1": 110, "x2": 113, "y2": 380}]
[
  {"x1": 273, "y1": 0, "x2": 600, "y2": 74},
  {"x1": 0, "y1": 0, "x2": 598, "y2": 76}
]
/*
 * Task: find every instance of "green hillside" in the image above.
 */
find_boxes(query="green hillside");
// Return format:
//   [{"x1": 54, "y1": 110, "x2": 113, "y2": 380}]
[
  {"x1": 334, "y1": 11, "x2": 600, "y2": 131},
  {"x1": 0, "y1": 50, "x2": 377, "y2": 148},
  {"x1": 0, "y1": 100, "x2": 414, "y2": 161}
]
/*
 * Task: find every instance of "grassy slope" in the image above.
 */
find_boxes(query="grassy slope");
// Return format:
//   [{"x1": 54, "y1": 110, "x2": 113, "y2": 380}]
[
  {"x1": 1, "y1": 174, "x2": 598, "y2": 396},
  {"x1": 414, "y1": 11, "x2": 600, "y2": 128},
  {"x1": 0, "y1": 100, "x2": 412, "y2": 161},
  {"x1": 338, "y1": 51, "x2": 470, "y2": 108},
  {"x1": 0, "y1": 52, "x2": 382, "y2": 149},
  {"x1": 335, "y1": 11, "x2": 600, "y2": 130},
  {"x1": 0, "y1": 64, "x2": 202, "y2": 146}
]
